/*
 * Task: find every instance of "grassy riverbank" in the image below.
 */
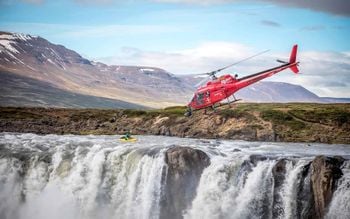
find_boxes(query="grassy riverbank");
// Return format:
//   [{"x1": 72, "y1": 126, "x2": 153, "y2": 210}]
[{"x1": 0, "y1": 103, "x2": 349, "y2": 144}]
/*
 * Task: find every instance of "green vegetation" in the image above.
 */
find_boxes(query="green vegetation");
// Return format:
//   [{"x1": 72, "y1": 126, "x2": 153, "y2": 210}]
[
  {"x1": 163, "y1": 106, "x2": 187, "y2": 115},
  {"x1": 123, "y1": 106, "x2": 187, "y2": 118},
  {"x1": 0, "y1": 103, "x2": 349, "y2": 144},
  {"x1": 228, "y1": 103, "x2": 349, "y2": 128},
  {"x1": 69, "y1": 109, "x2": 117, "y2": 122},
  {"x1": 0, "y1": 107, "x2": 43, "y2": 120},
  {"x1": 218, "y1": 108, "x2": 255, "y2": 121},
  {"x1": 260, "y1": 109, "x2": 306, "y2": 130},
  {"x1": 289, "y1": 108, "x2": 350, "y2": 127},
  {"x1": 123, "y1": 109, "x2": 148, "y2": 117}
]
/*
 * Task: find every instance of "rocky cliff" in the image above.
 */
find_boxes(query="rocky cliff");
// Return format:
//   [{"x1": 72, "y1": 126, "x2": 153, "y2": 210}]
[
  {"x1": 162, "y1": 147, "x2": 210, "y2": 219},
  {"x1": 0, "y1": 103, "x2": 349, "y2": 144}
]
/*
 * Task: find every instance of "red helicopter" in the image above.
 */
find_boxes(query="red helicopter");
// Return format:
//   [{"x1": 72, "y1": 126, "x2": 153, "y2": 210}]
[{"x1": 185, "y1": 44, "x2": 299, "y2": 116}]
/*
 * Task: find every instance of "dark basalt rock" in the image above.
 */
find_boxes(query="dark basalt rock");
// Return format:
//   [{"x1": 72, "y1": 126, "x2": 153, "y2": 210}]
[
  {"x1": 242, "y1": 154, "x2": 268, "y2": 168},
  {"x1": 227, "y1": 127, "x2": 257, "y2": 141},
  {"x1": 237, "y1": 154, "x2": 269, "y2": 186},
  {"x1": 272, "y1": 159, "x2": 288, "y2": 218},
  {"x1": 161, "y1": 146, "x2": 210, "y2": 219},
  {"x1": 296, "y1": 162, "x2": 313, "y2": 219},
  {"x1": 310, "y1": 156, "x2": 344, "y2": 219}
]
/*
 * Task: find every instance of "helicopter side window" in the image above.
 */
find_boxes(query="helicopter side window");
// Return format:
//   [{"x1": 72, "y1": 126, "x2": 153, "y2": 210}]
[
  {"x1": 196, "y1": 93, "x2": 204, "y2": 104},
  {"x1": 197, "y1": 93, "x2": 204, "y2": 100}
]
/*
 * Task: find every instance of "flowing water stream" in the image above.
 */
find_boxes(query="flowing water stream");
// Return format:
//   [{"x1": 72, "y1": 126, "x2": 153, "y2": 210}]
[{"x1": 0, "y1": 133, "x2": 349, "y2": 219}]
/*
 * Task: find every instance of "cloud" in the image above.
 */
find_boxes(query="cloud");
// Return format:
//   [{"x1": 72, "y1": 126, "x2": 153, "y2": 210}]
[
  {"x1": 97, "y1": 42, "x2": 350, "y2": 97},
  {"x1": 152, "y1": 0, "x2": 234, "y2": 4},
  {"x1": 0, "y1": 0, "x2": 44, "y2": 4},
  {"x1": 0, "y1": 22, "x2": 185, "y2": 39},
  {"x1": 74, "y1": 0, "x2": 114, "y2": 5},
  {"x1": 5, "y1": 0, "x2": 350, "y2": 16},
  {"x1": 22, "y1": 0, "x2": 43, "y2": 3},
  {"x1": 57, "y1": 24, "x2": 184, "y2": 38},
  {"x1": 152, "y1": 0, "x2": 350, "y2": 16},
  {"x1": 99, "y1": 42, "x2": 254, "y2": 74},
  {"x1": 0, "y1": 0, "x2": 131, "y2": 5},
  {"x1": 261, "y1": 20, "x2": 280, "y2": 27},
  {"x1": 264, "y1": 0, "x2": 350, "y2": 17},
  {"x1": 271, "y1": 50, "x2": 350, "y2": 97},
  {"x1": 321, "y1": 81, "x2": 347, "y2": 87},
  {"x1": 300, "y1": 25, "x2": 326, "y2": 32}
]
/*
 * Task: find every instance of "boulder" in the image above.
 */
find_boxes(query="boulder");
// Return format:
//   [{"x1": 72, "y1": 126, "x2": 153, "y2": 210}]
[
  {"x1": 310, "y1": 156, "x2": 344, "y2": 219},
  {"x1": 161, "y1": 146, "x2": 210, "y2": 219},
  {"x1": 296, "y1": 162, "x2": 313, "y2": 219},
  {"x1": 272, "y1": 159, "x2": 288, "y2": 218}
]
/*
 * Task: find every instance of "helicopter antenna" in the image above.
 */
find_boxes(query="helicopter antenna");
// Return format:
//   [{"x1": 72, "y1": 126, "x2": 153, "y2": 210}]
[{"x1": 195, "y1": 49, "x2": 270, "y2": 87}]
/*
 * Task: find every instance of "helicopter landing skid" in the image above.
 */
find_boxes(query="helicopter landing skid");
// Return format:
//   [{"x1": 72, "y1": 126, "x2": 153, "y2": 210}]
[
  {"x1": 186, "y1": 99, "x2": 242, "y2": 117},
  {"x1": 206, "y1": 99, "x2": 242, "y2": 115},
  {"x1": 217, "y1": 99, "x2": 242, "y2": 108}
]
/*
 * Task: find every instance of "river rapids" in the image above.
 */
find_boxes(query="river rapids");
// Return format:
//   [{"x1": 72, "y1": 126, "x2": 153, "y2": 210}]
[{"x1": 0, "y1": 133, "x2": 349, "y2": 219}]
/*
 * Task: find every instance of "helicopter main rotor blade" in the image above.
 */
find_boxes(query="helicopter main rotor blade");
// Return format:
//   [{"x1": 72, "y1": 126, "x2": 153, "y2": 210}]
[
  {"x1": 195, "y1": 49, "x2": 270, "y2": 76},
  {"x1": 213, "y1": 49, "x2": 270, "y2": 74},
  {"x1": 191, "y1": 49, "x2": 270, "y2": 88}
]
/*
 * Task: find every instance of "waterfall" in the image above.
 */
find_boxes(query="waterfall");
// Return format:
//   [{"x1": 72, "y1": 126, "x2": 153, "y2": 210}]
[
  {"x1": 184, "y1": 158, "x2": 312, "y2": 219},
  {"x1": 0, "y1": 133, "x2": 349, "y2": 219},
  {"x1": 0, "y1": 134, "x2": 167, "y2": 219},
  {"x1": 326, "y1": 161, "x2": 350, "y2": 219}
]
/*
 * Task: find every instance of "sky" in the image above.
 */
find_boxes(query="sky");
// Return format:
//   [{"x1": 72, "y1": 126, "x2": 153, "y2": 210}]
[{"x1": 1, "y1": 0, "x2": 350, "y2": 97}]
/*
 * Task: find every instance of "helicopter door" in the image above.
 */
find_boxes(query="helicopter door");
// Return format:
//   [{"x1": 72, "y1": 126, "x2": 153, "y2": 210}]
[
  {"x1": 205, "y1": 91, "x2": 211, "y2": 103},
  {"x1": 212, "y1": 90, "x2": 226, "y2": 102}
]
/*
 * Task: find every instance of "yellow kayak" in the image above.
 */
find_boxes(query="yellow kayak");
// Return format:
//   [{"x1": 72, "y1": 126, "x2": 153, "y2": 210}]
[{"x1": 119, "y1": 138, "x2": 137, "y2": 142}]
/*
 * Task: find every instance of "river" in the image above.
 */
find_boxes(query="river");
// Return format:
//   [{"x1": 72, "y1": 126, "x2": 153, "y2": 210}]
[{"x1": 0, "y1": 133, "x2": 349, "y2": 219}]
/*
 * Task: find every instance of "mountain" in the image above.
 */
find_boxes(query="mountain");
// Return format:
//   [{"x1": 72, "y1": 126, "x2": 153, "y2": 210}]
[
  {"x1": 1, "y1": 31, "x2": 348, "y2": 108},
  {"x1": 320, "y1": 97, "x2": 350, "y2": 103},
  {"x1": 0, "y1": 31, "x2": 192, "y2": 108},
  {"x1": 0, "y1": 71, "x2": 146, "y2": 109},
  {"x1": 235, "y1": 81, "x2": 321, "y2": 102}
]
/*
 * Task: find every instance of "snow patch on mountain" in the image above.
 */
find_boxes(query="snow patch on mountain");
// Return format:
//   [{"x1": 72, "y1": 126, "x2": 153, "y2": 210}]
[
  {"x1": 0, "y1": 32, "x2": 36, "y2": 41},
  {"x1": 0, "y1": 40, "x2": 19, "y2": 54},
  {"x1": 140, "y1": 68, "x2": 155, "y2": 72},
  {"x1": 0, "y1": 33, "x2": 37, "y2": 54}
]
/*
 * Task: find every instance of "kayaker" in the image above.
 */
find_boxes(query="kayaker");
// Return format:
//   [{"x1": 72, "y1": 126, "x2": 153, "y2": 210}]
[{"x1": 121, "y1": 132, "x2": 132, "y2": 140}]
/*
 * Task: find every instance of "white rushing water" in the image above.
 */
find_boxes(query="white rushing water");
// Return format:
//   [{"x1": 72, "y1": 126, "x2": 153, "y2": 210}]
[{"x1": 0, "y1": 133, "x2": 349, "y2": 219}]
